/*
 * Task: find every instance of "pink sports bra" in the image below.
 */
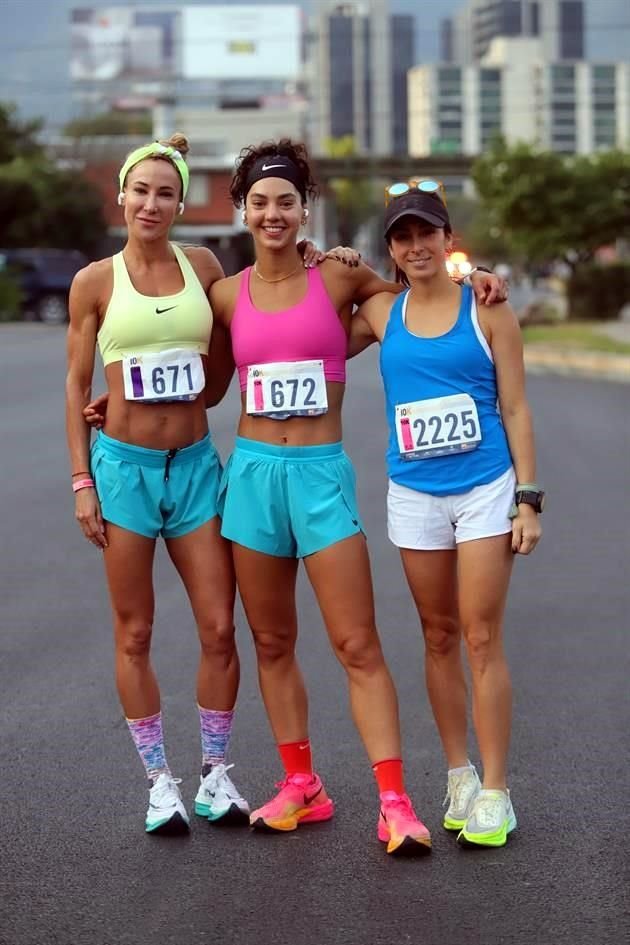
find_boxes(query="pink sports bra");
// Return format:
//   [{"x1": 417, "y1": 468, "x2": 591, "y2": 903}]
[{"x1": 231, "y1": 266, "x2": 347, "y2": 391}]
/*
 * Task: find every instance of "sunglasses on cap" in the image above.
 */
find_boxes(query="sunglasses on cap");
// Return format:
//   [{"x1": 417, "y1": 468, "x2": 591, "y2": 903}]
[{"x1": 385, "y1": 179, "x2": 447, "y2": 206}]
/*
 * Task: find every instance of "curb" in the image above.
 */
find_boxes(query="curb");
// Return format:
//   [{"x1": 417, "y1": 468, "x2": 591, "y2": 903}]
[{"x1": 524, "y1": 346, "x2": 630, "y2": 384}]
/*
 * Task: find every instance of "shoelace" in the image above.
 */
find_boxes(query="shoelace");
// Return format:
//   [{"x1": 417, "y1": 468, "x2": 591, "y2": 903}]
[
  {"x1": 471, "y1": 793, "x2": 505, "y2": 828},
  {"x1": 443, "y1": 769, "x2": 476, "y2": 809},
  {"x1": 151, "y1": 776, "x2": 182, "y2": 805},
  {"x1": 382, "y1": 794, "x2": 414, "y2": 820},
  {"x1": 274, "y1": 773, "x2": 312, "y2": 791},
  {"x1": 205, "y1": 763, "x2": 236, "y2": 792}
]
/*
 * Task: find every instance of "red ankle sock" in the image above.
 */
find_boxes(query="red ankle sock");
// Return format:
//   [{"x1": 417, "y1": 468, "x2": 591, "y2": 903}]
[
  {"x1": 278, "y1": 740, "x2": 313, "y2": 776},
  {"x1": 372, "y1": 758, "x2": 404, "y2": 795}
]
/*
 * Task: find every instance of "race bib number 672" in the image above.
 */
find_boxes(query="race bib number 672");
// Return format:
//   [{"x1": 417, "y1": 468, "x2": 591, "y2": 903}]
[
  {"x1": 246, "y1": 360, "x2": 328, "y2": 419},
  {"x1": 395, "y1": 393, "x2": 482, "y2": 461}
]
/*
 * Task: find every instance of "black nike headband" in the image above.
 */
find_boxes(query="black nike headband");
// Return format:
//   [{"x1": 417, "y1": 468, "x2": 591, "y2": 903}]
[{"x1": 243, "y1": 155, "x2": 307, "y2": 201}]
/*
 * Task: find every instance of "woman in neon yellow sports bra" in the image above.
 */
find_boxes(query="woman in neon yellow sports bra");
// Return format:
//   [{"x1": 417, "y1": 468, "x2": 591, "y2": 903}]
[{"x1": 65, "y1": 133, "x2": 254, "y2": 834}]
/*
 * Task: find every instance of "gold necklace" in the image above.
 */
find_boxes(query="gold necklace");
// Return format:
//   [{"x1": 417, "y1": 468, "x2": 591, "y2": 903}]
[{"x1": 253, "y1": 261, "x2": 303, "y2": 283}]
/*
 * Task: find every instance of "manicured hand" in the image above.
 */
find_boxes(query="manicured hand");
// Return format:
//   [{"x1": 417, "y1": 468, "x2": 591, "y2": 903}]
[
  {"x1": 471, "y1": 271, "x2": 508, "y2": 305},
  {"x1": 75, "y1": 488, "x2": 108, "y2": 549},
  {"x1": 83, "y1": 392, "x2": 109, "y2": 429},
  {"x1": 325, "y1": 246, "x2": 361, "y2": 267},
  {"x1": 297, "y1": 238, "x2": 326, "y2": 268},
  {"x1": 511, "y1": 505, "x2": 541, "y2": 555}
]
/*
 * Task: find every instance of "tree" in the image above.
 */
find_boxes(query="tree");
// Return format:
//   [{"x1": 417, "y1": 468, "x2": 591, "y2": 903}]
[
  {"x1": 0, "y1": 102, "x2": 106, "y2": 255},
  {"x1": 324, "y1": 136, "x2": 378, "y2": 247},
  {"x1": 0, "y1": 102, "x2": 43, "y2": 163},
  {"x1": 64, "y1": 110, "x2": 152, "y2": 138},
  {"x1": 471, "y1": 138, "x2": 630, "y2": 271}
]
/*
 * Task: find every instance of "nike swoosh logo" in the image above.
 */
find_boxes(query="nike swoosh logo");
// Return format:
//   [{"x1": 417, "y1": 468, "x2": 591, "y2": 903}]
[
  {"x1": 155, "y1": 306, "x2": 177, "y2": 314},
  {"x1": 304, "y1": 786, "x2": 322, "y2": 805},
  {"x1": 261, "y1": 163, "x2": 286, "y2": 171}
]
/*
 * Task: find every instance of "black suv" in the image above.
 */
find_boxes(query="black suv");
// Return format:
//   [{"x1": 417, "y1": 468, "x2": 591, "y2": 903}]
[{"x1": 0, "y1": 248, "x2": 88, "y2": 324}]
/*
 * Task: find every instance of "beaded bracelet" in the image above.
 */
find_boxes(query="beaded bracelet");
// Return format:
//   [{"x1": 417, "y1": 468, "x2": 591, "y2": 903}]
[{"x1": 72, "y1": 478, "x2": 95, "y2": 493}]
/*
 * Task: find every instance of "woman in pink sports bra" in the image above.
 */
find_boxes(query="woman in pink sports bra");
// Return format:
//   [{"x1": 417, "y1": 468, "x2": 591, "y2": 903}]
[{"x1": 210, "y1": 139, "x2": 503, "y2": 855}]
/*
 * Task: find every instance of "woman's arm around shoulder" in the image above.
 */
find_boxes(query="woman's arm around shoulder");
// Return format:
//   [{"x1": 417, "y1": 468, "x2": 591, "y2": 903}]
[
  {"x1": 182, "y1": 244, "x2": 225, "y2": 292},
  {"x1": 320, "y1": 257, "x2": 403, "y2": 308},
  {"x1": 347, "y1": 292, "x2": 395, "y2": 359}
]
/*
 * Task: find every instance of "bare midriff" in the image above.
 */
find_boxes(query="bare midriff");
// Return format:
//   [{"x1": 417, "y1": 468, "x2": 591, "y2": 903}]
[
  {"x1": 102, "y1": 357, "x2": 209, "y2": 450},
  {"x1": 237, "y1": 381, "x2": 345, "y2": 446}
]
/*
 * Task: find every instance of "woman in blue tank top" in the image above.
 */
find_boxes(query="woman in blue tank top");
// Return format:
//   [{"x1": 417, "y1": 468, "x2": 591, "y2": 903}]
[{"x1": 348, "y1": 184, "x2": 544, "y2": 848}]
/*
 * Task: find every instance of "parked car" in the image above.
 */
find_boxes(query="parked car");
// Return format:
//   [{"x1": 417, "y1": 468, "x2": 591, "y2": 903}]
[{"x1": 0, "y1": 248, "x2": 88, "y2": 324}]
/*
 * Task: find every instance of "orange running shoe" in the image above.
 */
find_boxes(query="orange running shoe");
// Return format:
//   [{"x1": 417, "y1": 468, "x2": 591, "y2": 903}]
[
  {"x1": 378, "y1": 791, "x2": 432, "y2": 856},
  {"x1": 250, "y1": 773, "x2": 334, "y2": 832}
]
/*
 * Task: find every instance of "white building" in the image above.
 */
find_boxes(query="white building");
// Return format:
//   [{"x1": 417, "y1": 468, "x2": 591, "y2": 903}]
[{"x1": 408, "y1": 37, "x2": 630, "y2": 157}]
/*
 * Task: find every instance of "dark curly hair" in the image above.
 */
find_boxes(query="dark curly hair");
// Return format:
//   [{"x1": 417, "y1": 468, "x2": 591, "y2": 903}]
[{"x1": 230, "y1": 138, "x2": 319, "y2": 207}]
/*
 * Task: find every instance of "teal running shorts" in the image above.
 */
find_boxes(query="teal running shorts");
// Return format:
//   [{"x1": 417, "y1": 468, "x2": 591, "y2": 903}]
[
  {"x1": 219, "y1": 436, "x2": 364, "y2": 558},
  {"x1": 91, "y1": 430, "x2": 222, "y2": 539}
]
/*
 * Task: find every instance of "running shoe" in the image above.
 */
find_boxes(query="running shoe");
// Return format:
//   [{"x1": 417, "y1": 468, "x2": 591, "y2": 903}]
[
  {"x1": 145, "y1": 774, "x2": 190, "y2": 834},
  {"x1": 443, "y1": 763, "x2": 481, "y2": 831},
  {"x1": 194, "y1": 763, "x2": 250, "y2": 825},
  {"x1": 250, "y1": 772, "x2": 334, "y2": 832},
  {"x1": 457, "y1": 788, "x2": 517, "y2": 847},
  {"x1": 378, "y1": 791, "x2": 432, "y2": 856}
]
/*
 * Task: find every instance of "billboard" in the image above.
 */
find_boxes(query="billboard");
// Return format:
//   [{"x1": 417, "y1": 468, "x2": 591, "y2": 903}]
[
  {"x1": 71, "y1": 7, "x2": 177, "y2": 80},
  {"x1": 181, "y1": 6, "x2": 301, "y2": 80},
  {"x1": 71, "y1": 6, "x2": 302, "y2": 82}
]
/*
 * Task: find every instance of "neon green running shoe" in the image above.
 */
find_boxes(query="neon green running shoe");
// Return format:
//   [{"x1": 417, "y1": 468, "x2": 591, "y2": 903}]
[{"x1": 457, "y1": 789, "x2": 517, "y2": 847}]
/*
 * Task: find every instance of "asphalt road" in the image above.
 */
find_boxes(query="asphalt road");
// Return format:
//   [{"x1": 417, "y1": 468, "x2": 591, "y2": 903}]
[{"x1": 1, "y1": 324, "x2": 629, "y2": 945}]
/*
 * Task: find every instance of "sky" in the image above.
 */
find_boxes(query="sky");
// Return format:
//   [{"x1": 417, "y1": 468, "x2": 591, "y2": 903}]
[{"x1": 1, "y1": 0, "x2": 628, "y2": 128}]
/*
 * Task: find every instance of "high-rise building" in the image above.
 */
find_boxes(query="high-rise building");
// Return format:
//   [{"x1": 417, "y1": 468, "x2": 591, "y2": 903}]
[
  {"x1": 408, "y1": 37, "x2": 630, "y2": 158},
  {"x1": 314, "y1": 1, "x2": 415, "y2": 155},
  {"x1": 441, "y1": 1, "x2": 584, "y2": 64}
]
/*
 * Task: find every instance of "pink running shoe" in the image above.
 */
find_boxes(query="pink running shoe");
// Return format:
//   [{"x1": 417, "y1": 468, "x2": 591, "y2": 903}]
[
  {"x1": 250, "y1": 773, "x2": 334, "y2": 832},
  {"x1": 378, "y1": 791, "x2": 432, "y2": 856}
]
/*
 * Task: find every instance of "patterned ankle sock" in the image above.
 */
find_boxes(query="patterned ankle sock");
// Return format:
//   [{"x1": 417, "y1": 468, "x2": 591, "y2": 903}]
[
  {"x1": 126, "y1": 711, "x2": 170, "y2": 783},
  {"x1": 198, "y1": 705, "x2": 234, "y2": 770}
]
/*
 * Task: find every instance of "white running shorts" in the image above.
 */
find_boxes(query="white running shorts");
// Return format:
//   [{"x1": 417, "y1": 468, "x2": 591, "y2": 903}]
[{"x1": 387, "y1": 467, "x2": 516, "y2": 550}]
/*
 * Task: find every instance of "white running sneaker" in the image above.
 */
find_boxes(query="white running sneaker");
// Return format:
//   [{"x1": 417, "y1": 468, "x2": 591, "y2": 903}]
[
  {"x1": 443, "y1": 763, "x2": 481, "y2": 831},
  {"x1": 194, "y1": 763, "x2": 250, "y2": 825},
  {"x1": 457, "y1": 788, "x2": 517, "y2": 847},
  {"x1": 145, "y1": 774, "x2": 190, "y2": 834}
]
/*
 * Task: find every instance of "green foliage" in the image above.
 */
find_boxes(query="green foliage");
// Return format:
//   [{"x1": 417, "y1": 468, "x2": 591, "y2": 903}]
[
  {"x1": 64, "y1": 111, "x2": 152, "y2": 138},
  {"x1": 324, "y1": 136, "x2": 378, "y2": 246},
  {"x1": 566, "y1": 263, "x2": 630, "y2": 322},
  {"x1": 472, "y1": 139, "x2": 630, "y2": 267},
  {"x1": 0, "y1": 269, "x2": 23, "y2": 321},
  {"x1": 0, "y1": 103, "x2": 106, "y2": 256},
  {"x1": 0, "y1": 102, "x2": 43, "y2": 163}
]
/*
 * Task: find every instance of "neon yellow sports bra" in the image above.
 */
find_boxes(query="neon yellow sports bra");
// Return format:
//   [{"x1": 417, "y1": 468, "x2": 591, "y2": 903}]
[{"x1": 98, "y1": 243, "x2": 212, "y2": 367}]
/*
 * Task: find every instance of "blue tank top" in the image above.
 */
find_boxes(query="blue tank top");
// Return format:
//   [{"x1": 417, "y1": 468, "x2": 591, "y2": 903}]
[{"x1": 379, "y1": 284, "x2": 512, "y2": 496}]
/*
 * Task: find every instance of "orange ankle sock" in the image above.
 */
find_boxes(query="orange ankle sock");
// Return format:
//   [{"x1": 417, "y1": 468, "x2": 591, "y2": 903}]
[
  {"x1": 372, "y1": 758, "x2": 404, "y2": 795},
  {"x1": 278, "y1": 740, "x2": 313, "y2": 776}
]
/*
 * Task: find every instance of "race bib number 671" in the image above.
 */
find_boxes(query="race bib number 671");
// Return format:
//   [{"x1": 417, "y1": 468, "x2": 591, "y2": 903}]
[
  {"x1": 395, "y1": 393, "x2": 482, "y2": 461},
  {"x1": 122, "y1": 348, "x2": 204, "y2": 403}
]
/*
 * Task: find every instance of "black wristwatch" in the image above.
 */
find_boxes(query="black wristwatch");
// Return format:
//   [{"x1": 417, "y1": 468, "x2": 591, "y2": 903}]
[{"x1": 515, "y1": 487, "x2": 546, "y2": 514}]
